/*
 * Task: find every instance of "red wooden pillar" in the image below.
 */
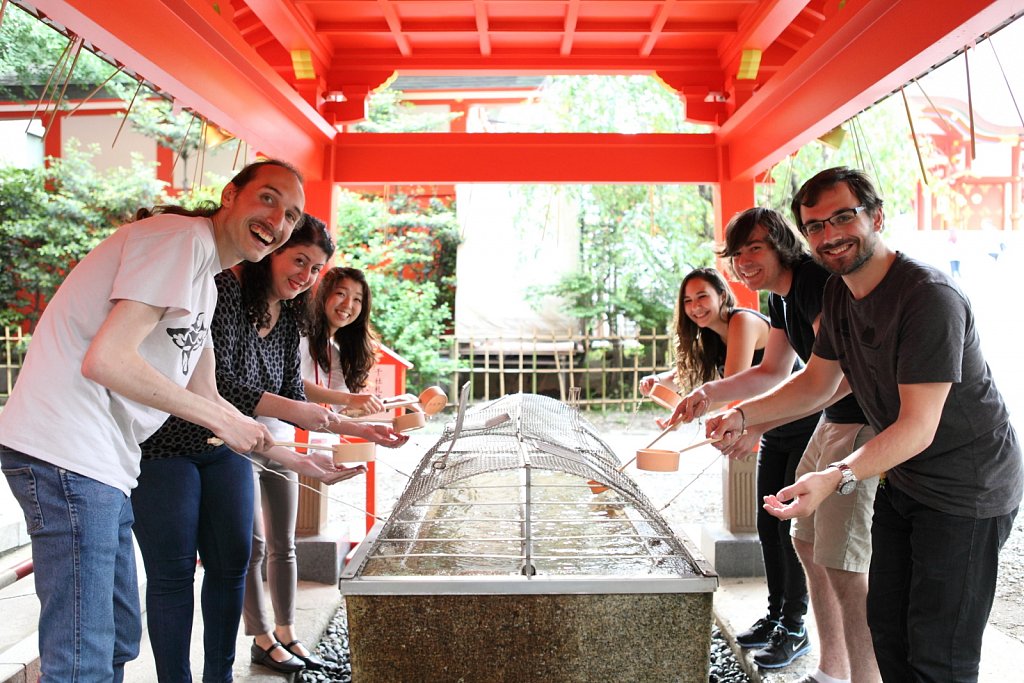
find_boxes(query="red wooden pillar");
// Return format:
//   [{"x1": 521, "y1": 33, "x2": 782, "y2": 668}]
[
  {"x1": 713, "y1": 179, "x2": 758, "y2": 309},
  {"x1": 303, "y1": 179, "x2": 337, "y2": 243},
  {"x1": 365, "y1": 345, "x2": 412, "y2": 534},
  {"x1": 712, "y1": 178, "x2": 758, "y2": 534}
]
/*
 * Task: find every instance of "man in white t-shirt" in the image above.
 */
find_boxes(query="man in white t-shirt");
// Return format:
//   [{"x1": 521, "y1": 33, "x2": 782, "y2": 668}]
[{"x1": 0, "y1": 159, "x2": 307, "y2": 682}]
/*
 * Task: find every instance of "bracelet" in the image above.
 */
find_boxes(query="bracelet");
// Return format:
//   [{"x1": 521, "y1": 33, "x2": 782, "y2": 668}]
[{"x1": 734, "y1": 406, "x2": 747, "y2": 434}]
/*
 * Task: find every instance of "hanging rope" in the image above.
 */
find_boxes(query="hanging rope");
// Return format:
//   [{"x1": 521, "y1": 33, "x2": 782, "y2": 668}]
[
  {"x1": 963, "y1": 44, "x2": 977, "y2": 161},
  {"x1": 0, "y1": 0, "x2": 10, "y2": 29},
  {"x1": 854, "y1": 116, "x2": 881, "y2": 189},
  {"x1": 763, "y1": 159, "x2": 779, "y2": 207},
  {"x1": 41, "y1": 36, "x2": 84, "y2": 143},
  {"x1": 850, "y1": 117, "x2": 865, "y2": 171},
  {"x1": 68, "y1": 64, "x2": 126, "y2": 118},
  {"x1": 28, "y1": 36, "x2": 76, "y2": 138},
  {"x1": 901, "y1": 87, "x2": 929, "y2": 187},
  {"x1": 914, "y1": 79, "x2": 954, "y2": 132},
  {"x1": 781, "y1": 152, "x2": 795, "y2": 208},
  {"x1": 986, "y1": 33, "x2": 1024, "y2": 129},
  {"x1": 111, "y1": 79, "x2": 144, "y2": 148},
  {"x1": 171, "y1": 111, "x2": 197, "y2": 177},
  {"x1": 27, "y1": 36, "x2": 74, "y2": 133},
  {"x1": 232, "y1": 137, "x2": 243, "y2": 171},
  {"x1": 192, "y1": 118, "x2": 208, "y2": 194}
]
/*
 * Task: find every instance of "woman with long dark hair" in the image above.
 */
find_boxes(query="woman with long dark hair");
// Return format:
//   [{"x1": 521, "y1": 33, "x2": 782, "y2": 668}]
[
  {"x1": 242, "y1": 265, "x2": 387, "y2": 675},
  {"x1": 300, "y1": 267, "x2": 382, "y2": 410},
  {"x1": 640, "y1": 267, "x2": 769, "y2": 399},
  {"x1": 133, "y1": 214, "x2": 405, "y2": 681}
]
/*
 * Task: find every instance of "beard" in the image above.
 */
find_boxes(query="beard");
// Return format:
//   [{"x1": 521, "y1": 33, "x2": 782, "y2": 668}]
[{"x1": 814, "y1": 235, "x2": 875, "y2": 275}]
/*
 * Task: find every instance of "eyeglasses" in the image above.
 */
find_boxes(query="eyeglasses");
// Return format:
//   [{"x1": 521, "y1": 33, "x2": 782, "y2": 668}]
[{"x1": 799, "y1": 206, "x2": 867, "y2": 236}]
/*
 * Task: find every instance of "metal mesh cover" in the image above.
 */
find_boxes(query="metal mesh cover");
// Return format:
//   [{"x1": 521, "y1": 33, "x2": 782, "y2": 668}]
[{"x1": 350, "y1": 394, "x2": 707, "y2": 578}]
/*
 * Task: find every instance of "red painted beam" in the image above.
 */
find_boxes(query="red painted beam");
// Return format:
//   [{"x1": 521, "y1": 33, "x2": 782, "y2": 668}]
[
  {"x1": 332, "y1": 133, "x2": 719, "y2": 184},
  {"x1": 32, "y1": 0, "x2": 334, "y2": 180},
  {"x1": 720, "y1": 0, "x2": 1022, "y2": 180}
]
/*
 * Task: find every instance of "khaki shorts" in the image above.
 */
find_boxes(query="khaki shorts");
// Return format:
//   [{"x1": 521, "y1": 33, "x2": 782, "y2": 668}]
[{"x1": 791, "y1": 421, "x2": 878, "y2": 572}]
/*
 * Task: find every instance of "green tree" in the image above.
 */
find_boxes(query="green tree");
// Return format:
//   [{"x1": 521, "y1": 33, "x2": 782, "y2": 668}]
[
  {"x1": 757, "y1": 96, "x2": 919, "y2": 220},
  {"x1": 0, "y1": 143, "x2": 166, "y2": 330},
  {"x1": 353, "y1": 88, "x2": 461, "y2": 133},
  {"x1": 518, "y1": 76, "x2": 717, "y2": 337},
  {"x1": 119, "y1": 98, "x2": 207, "y2": 188},
  {"x1": 334, "y1": 190, "x2": 460, "y2": 387},
  {"x1": 0, "y1": 4, "x2": 136, "y2": 101}
]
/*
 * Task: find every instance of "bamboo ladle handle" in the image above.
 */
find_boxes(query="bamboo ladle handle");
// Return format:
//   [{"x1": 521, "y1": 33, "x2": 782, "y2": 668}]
[{"x1": 207, "y1": 437, "x2": 337, "y2": 453}]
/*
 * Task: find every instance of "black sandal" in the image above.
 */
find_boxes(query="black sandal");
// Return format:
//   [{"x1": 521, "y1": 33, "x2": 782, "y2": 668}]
[
  {"x1": 281, "y1": 639, "x2": 329, "y2": 671},
  {"x1": 250, "y1": 639, "x2": 305, "y2": 673}
]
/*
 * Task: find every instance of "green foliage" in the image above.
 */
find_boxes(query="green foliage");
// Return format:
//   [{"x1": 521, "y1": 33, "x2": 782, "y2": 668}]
[
  {"x1": 353, "y1": 88, "x2": 461, "y2": 133},
  {"x1": 120, "y1": 99, "x2": 206, "y2": 179},
  {"x1": 0, "y1": 5, "x2": 136, "y2": 101},
  {"x1": 0, "y1": 143, "x2": 166, "y2": 330},
  {"x1": 757, "y1": 96, "x2": 919, "y2": 221},
  {"x1": 532, "y1": 75, "x2": 710, "y2": 134},
  {"x1": 334, "y1": 190, "x2": 460, "y2": 387},
  {"x1": 524, "y1": 183, "x2": 716, "y2": 336},
  {"x1": 516, "y1": 76, "x2": 717, "y2": 337}
]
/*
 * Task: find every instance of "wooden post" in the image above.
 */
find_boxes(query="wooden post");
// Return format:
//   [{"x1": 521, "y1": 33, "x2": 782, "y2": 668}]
[{"x1": 294, "y1": 432, "x2": 328, "y2": 537}]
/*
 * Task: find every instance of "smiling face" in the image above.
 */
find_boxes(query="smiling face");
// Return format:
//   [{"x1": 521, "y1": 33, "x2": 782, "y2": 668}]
[
  {"x1": 682, "y1": 276, "x2": 723, "y2": 329},
  {"x1": 729, "y1": 225, "x2": 790, "y2": 295},
  {"x1": 268, "y1": 244, "x2": 329, "y2": 303},
  {"x1": 216, "y1": 164, "x2": 305, "y2": 267},
  {"x1": 324, "y1": 277, "x2": 365, "y2": 334},
  {"x1": 801, "y1": 182, "x2": 882, "y2": 276}
]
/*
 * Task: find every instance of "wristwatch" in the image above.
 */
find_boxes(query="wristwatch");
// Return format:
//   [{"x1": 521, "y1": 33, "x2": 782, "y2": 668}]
[{"x1": 826, "y1": 462, "x2": 857, "y2": 495}]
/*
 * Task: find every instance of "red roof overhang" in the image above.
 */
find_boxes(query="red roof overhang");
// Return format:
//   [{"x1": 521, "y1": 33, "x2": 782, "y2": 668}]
[{"x1": 24, "y1": 0, "x2": 1024, "y2": 183}]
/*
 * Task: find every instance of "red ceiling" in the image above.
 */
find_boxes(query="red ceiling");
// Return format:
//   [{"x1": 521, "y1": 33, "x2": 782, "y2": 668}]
[{"x1": 22, "y1": 0, "x2": 1024, "y2": 183}]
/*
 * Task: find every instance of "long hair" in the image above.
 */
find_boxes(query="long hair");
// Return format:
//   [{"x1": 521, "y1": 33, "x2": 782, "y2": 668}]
[
  {"x1": 717, "y1": 206, "x2": 808, "y2": 271},
  {"x1": 673, "y1": 267, "x2": 737, "y2": 392},
  {"x1": 307, "y1": 267, "x2": 378, "y2": 393},
  {"x1": 134, "y1": 159, "x2": 303, "y2": 220},
  {"x1": 238, "y1": 213, "x2": 334, "y2": 331},
  {"x1": 790, "y1": 166, "x2": 884, "y2": 229}
]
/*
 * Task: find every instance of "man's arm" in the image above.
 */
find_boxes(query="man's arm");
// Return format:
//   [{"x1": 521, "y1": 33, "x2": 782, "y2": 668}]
[
  {"x1": 82, "y1": 299, "x2": 271, "y2": 453},
  {"x1": 671, "y1": 327, "x2": 798, "y2": 422},
  {"x1": 715, "y1": 375, "x2": 852, "y2": 460},
  {"x1": 705, "y1": 352, "x2": 844, "y2": 443},
  {"x1": 764, "y1": 381, "x2": 949, "y2": 519}
]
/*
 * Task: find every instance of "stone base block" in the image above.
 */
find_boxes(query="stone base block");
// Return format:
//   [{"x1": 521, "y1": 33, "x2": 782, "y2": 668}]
[
  {"x1": 701, "y1": 524, "x2": 764, "y2": 578},
  {"x1": 345, "y1": 592, "x2": 714, "y2": 683},
  {"x1": 295, "y1": 527, "x2": 352, "y2": 585}
]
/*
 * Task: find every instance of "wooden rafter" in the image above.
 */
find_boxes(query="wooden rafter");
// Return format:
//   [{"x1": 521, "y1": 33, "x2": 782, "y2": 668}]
[{"x1": 377, "y1": 0, "x2": 411, "y2": 57}]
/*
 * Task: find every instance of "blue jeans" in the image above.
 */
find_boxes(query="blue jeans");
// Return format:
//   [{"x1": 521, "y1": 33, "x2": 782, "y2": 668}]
[
  {"x1": 0, "y1": 446, "x2": 141, "y2": 682},
  {"x1": 868, "y1": 483, "x2": 1017, "y2": 682},
  {"x1": 131, "y1": 446, "x2": 254, "y2": 683}
]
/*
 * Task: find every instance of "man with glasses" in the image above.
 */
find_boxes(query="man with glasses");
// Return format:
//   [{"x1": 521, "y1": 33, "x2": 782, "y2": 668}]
[
  {"x1": 708, "y1": 166, "x2": 1022, "y2": 681},
  {"x1": 673, "y1": 206, "x2": 878, "y2": 681}
]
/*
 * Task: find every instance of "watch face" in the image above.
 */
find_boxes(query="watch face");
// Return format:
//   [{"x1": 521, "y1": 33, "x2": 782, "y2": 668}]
[{"x1": 838, "y1": 478, "x2": 857, "y2": 495}]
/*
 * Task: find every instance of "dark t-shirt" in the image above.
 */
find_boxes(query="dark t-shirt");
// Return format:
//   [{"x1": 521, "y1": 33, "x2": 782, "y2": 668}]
[
  {"x1": 768, "y1": 256, "x2": 865, "y2": 425},
  {"x1": 713, "y1": 308, "x2": 806, "y2": 444},
  {"x1": 141, "y1": 270, "x2": 306, "y2": 458},
  {"x1": 814, "y1": 253, "x2": 1023, "y2": 518}
]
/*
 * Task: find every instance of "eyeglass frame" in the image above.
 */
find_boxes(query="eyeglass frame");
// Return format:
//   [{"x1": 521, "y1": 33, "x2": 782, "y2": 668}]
[{"x1": 798, "y1": 206, "x2": 867, "y2": 236}]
